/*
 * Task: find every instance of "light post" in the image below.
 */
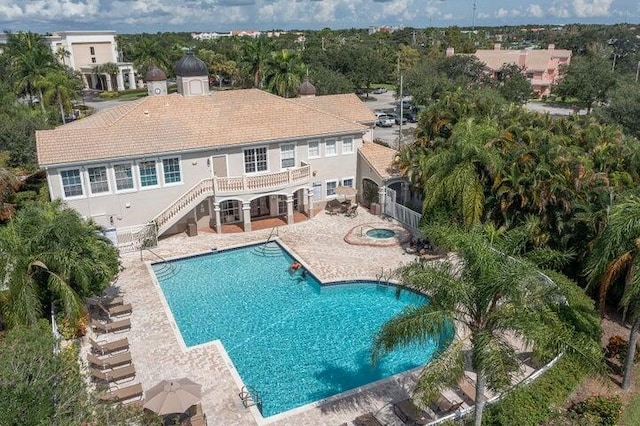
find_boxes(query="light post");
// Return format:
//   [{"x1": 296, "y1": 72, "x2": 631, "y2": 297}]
[{"x1": 636, "y1": 60, "x2": 640, "y2": 83}]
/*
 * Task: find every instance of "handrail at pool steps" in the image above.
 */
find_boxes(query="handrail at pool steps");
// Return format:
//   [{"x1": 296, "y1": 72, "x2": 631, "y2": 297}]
[
  {"x1": 254, "y1": 228, "x2": 281, "y2": 257},
  {"x1": 144, "y1": 248, "x2": 179, "y2": 279},
  {"x1": 239, "y1": 385, "x2": 263, "y2": 413}
]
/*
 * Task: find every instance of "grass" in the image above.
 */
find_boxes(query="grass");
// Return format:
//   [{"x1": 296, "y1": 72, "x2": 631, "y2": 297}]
[{"x1": 621, "y1": 366, "x2": 640, "y2": 425}]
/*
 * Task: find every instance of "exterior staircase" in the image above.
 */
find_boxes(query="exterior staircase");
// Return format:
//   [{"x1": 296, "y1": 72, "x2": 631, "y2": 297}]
[{"x1": 151, "y1": 165, "x2": 312, "y2": 236}]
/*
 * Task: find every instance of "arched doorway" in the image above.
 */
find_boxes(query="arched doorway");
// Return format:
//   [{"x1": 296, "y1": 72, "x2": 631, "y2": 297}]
[{"x1": 361, "y1": 178, "x2": 379, "y2": 208}]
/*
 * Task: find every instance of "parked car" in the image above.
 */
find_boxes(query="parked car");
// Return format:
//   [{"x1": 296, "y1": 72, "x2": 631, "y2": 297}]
[
  {"x1": 404, "y1": 113, "x2": 418, "y2": 123},
  {"x1": 375, "y1": 114, "x2": 394, "y2": 127},
  {"x1": 372, "y1": 87, "x2": 387, "y2": 94},
  {"x1": 389, "y1": 113, "x2": 408, "y2": 125}
]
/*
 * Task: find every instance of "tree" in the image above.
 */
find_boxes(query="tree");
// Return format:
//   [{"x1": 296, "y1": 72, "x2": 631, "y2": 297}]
[
  {"x1": 595, "y1": 79, "x2": 640, "y2": 139},
  {"x1": 553, "y1": 55, "x2": 616, "y2": 113},
  {"x1": 263, "y1": 49, "x2": 306, "y2": 98},
  {"x1": 35, "y1": 69, "x2": 81, "y2": 124},
  {"x1": 0, "y1": 320, "x2": 155, "y2": 425},
  {"x1": 308, "y1": 66, "x2": 354, "y2": 95},
  {"x1": 373, "y1": 224, "x2": 600, "y2": 426},
  {"x1": 586, "y1": 194, "x2": 640, "y2": 389},
  {"x1": 239, "y1": 37, "x2": 274, "y2": 88},
  {"x1": 129, "y1": 36, "x2": 171, "y2": 77},
  {"x1": 495, "y1": 64, "x2": 533, "y2": 104},
  {"x1": 0, "y1": 201, "x2": 119, "y2": 328},
  {"x1": 92, "y1": 62, "x2": 119, "y2": 91}
]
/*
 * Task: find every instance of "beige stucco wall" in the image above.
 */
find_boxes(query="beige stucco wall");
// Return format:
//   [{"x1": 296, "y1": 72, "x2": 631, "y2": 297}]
[
  {"x1": 46, "y1": 133, "x2": 364, "y2": 230},
  {"x1": 71, "y1": 42, "x2": 114, "y2": 68}
]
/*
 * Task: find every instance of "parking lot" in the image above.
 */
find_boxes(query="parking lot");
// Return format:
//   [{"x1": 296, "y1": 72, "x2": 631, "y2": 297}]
[{"x1": 363, "y1": 91, "x2": 417, "y2": 149}]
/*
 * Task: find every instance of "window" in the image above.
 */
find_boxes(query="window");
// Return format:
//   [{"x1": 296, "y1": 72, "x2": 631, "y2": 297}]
[
  {"x1": 162, "y1": 157, "x2": 182, "y2": 184},
  {"x1": 244, "y1": 147, "x2": 267, "y2": 173},
  {"x1": 113, "y1": 163, "x2": 134, "y2": 191},
  {"x1": 280, "y1": 144, "x2": 295, "y2": 169},
  {"x1": 342, "y1": 137, "x2": 354, "y2": 154},
  {"x1": 91, "y1": 57, "x2": 96, "y2": 63},
  {"x1": 90, "y1": 46, "x2": 95, "y2": 55},
  {"x1": 308, "y1": 140, "x2": 320, "y2": 158},
  {"x1": 87, "y1": 166, "x2": 109, "y2": 194},
  {"x1": 60, "y1": 169, "x2": 83, "y2": 198},
  {"x1": 221, "y1": 200, "x2": 240, "y2": 223},
  {"x1": 326, "y1": 180, "x2": 337, "y2": 197},
  {"x1": 342, "y1": 178, "x2": 354, "y2": 188},
  {"x1": 139, "y1": 160, "x2": 158, "y2": 187},
  {"x1": 325, "y1": 139, "x2": 337, "y2": 156},
  {"x1": 278, "y1": 196, "x2": 288, "y2": 215}
]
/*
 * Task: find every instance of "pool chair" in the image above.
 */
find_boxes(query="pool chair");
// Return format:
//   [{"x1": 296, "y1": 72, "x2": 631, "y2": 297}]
[
  {"x1": 325, "y1": 199, "x2": 344, "y2": 215},
  {"x1": 90, "y1": 363, "x2": 137, "y2": 383},
  {"x1": 89, "y1": 337, "x2": 129, "y2": 355},
  {"x1": 97, "y1": 302, "x2": 132, "y2": 318},
  {"x1": 345, "y1": 203, "x2": 359, "y2": 217},
  {"x1": 353, "y1": 413, "x2": 386, "y2": 426},
  {"x1": 393, "y1": 399, "x2": 432, "y2": 425},
  {"x1": 97, "y1": 382, "x2": 143, "y2": 404},
  {"x1": 429, "y1": 395, "x2": 463, "y2": 417},
  {"x1": 87, "y1": 351, "x2": 132, "y2": 370},
  {"x1": 90, "y1": 317, "x2": 131, "y2": 334}
]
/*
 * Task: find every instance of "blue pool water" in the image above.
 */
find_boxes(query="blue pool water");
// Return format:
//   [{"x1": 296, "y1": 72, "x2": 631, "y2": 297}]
[{"x1": 153, "y1": 243, "x2": 448, "y2": 418}]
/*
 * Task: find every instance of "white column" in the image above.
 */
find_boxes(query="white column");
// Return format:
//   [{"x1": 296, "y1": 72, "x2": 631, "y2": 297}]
[
  {"x1": 128, "y1": 71, "x2": 136, "y2": 89},
  {"x1": 242, "y1": 201, "x2": 251, "y2": 232},
  {"x1": 306, "y1": 188, "x2": 314, "y2": 216},
  {"x1": 105, "y1": 74, "x2": 113, "y2": 91},
  {"x1": 213, "y1": 201, "x2": 222, "y2": 234},
  {"x1": 377, "y1": 185, "x2": 387, "y2": 216},
  {"x1": 116, "y1": 70, "x2": 125, "y2": 91},
  {"x1": 286, "y1": 195, "x2": 294, "y2": 225},
  {"x1": 90, "y1": 74, "x2": 98, "y2": 89}
]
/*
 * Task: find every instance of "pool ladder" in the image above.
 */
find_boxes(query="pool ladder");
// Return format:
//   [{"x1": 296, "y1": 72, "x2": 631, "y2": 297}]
[
  {"x1": 239, "y1": 385, "x2": 263, "y2": 413},
  {"x1": 254, "y1": 228, "x2": 281, "y2": 257},
  {"x1": 146, "y1": 248, "x2": 179, "y2": 279}
]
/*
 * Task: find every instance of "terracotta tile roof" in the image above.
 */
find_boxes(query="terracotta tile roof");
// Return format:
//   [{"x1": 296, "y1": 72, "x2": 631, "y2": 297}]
[
  {"x1": 291, "y1": 94, "x2": 377, "y2": 124},
  {"x1": 36, "y1": 89, "x2": 370, "y2": 166},
  {"x1": 473, "y1": 48, "x2": 571, "y2": 72},
  {"x1": 358, "y1": 141, "x2": 399, "y2": 180}
]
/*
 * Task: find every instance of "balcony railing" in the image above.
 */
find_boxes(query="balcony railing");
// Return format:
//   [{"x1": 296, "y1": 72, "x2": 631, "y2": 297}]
[{"x1": 214, "y1": 164, "x2": 312, "y2": 194}]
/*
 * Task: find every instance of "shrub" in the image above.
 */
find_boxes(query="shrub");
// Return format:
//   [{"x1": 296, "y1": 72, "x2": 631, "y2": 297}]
[
  {"x1": 605, "y1": 335, "x2": 626, "y2": 359},
  {"x1": 570, "y1": 395, "x2": 622, "y2": 426}
]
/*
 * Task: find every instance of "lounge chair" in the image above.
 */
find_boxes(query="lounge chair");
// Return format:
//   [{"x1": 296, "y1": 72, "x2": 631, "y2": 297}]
[
  {"x1": 353, "y1": 413, "x2": 385, "y2": 426},
  {"x1": 88, "y1": 295, "x2": 124, "y2": 308},
  {"x1": 90, "y1": 318, "x2": 131, "y2": 334},
  {"x1": 345, "y1": 203, "x2": 359, "y2": 217},
  {"x1": 89, "y1": 337, "x2": 129, "y2": 355},
  {"x1": 87, "y1": 352, "x2": 132, "y2": 370},
  {"x1": 429, "y1": 395, "x2": 463, "y2": 416},
  {"x1": 189, "y1": 414, "x2": 207, "y2": 426},
  {"x1": 325, "y1": 199, "x2": 344, "y2": 215},
  {"x1": 393, "y1": 399, "x2": 432, "y2": 425},
  {"x1": 98, "y1": 302, "x2": 132, "y2": 317},
  {"x1": 97, "y1": 382, "x2": 143, "y2": 404},
  {"x1": 457, "y1": 375, "x2": 477, "y2": 403},
  {"x1": 90, "y1": 363, "x2": 136, "y2": 383}
]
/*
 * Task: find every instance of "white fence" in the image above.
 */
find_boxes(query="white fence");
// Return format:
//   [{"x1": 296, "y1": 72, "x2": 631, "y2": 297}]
[{"x1": 383, "y1": 187, "x2": 422, "y2": 232}]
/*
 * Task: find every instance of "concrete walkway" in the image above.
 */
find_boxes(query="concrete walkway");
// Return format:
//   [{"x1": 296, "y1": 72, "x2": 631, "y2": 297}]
[{"x1": 96, "y1": 208, "x2": 429, "y2": 425}]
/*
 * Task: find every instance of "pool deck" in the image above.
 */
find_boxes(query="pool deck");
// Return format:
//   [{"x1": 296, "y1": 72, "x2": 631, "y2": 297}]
[{"x1": 100, "y1": 207, "x2": 431, "y2": 425}]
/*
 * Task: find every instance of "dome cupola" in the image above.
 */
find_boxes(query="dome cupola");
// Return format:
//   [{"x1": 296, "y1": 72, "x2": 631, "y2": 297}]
[
  {"x1": 175, "y1": 52, "x2": 208, "y2": 77},
  {"x1": 298, "y1": 77, "x2": 316, "y2": 98}
]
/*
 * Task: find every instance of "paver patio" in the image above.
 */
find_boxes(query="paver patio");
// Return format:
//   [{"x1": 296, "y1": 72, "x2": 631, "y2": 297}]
[{"x1": 95, "y1": 207, "x2": 431, "y2": 425}]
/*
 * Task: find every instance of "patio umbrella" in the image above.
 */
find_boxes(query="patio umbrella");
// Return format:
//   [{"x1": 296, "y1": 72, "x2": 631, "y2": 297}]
[
  {"x1": 143, "y1": 378, "x2": 202, "y2": 416},
  {"x1": 334, "y1": 185, "x2": 357, "y2": 201}
]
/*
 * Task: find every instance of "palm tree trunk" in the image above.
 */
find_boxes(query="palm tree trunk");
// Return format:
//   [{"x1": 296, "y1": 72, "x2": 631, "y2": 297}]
[
  {"x1": 58, "y1": 89, "x2": 66, "y2": 125},
  {"x1": 39, "y1": 88, "x2": 45, "y2": 115},
  {"x1": 623, "y1": 318, "x2": 639, "y2": 390},
  {"x1": 474, "y1": 371, "x2": 487, "y2": 426}
]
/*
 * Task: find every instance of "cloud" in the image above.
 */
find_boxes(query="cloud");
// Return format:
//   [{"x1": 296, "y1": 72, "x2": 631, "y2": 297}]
[
  {"x1": 572, "y1": 0, "x2": 613, "y2": 17},
  {"x1": 527, "y1": 4, "x2": 544, "y2": 17},
  {"x1": 548, "y1": 0, "x2": 571, "y2": 17}
]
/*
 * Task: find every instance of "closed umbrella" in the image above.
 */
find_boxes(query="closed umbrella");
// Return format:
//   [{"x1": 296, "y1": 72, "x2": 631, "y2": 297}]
[
  {"x1": 143, "y1": 378, "x2": 202, "y2": 416},
  {"x1": 334, "y1": 185, "x2": 357, "y2": 201}
]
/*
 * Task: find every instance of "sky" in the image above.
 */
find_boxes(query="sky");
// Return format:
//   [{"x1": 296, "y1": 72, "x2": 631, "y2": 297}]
[{"x1": 0, "y1": 0, "x2": 637, "y2": 33}]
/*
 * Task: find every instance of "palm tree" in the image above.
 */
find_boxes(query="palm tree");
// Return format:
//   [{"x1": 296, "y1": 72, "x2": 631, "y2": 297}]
[
  {"x1": 263, "y1": 49, "x2": 306, "y2": 98},
  {"x1": 586, "y1": 194, "x2": 640, "y2": 389},
  {"x1": 0, "y1": 201, "x2": 120, "y2": 328},
  {"x1": 35, "y1": 69, "x2": 81, "y2": 124},
  {"x1": 92, "y1": 62, "x2": 119, "y2": 91},
  {"x1": 5, "y1": 31, "x2": 58, "y2": 107},
  {"x1": 129, "y1": 36, "x2": 171, "y2": 77},
  {"x1": 373, "y1": 224, "x2": 599, "y2": 425},
  {"x1": 240, "y1": 37, "x2": 273, "y2": 88}
]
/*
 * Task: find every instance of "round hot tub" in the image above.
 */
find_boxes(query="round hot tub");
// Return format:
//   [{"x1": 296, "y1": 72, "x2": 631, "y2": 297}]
[{"x1": 366, "y1": 228, "x2": 397, "y2": 239}]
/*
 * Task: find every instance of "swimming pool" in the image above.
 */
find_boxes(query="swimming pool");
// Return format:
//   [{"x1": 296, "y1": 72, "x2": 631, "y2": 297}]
[{"x1": 152, "y1": 242, "x2": 449, "y2": 418}]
